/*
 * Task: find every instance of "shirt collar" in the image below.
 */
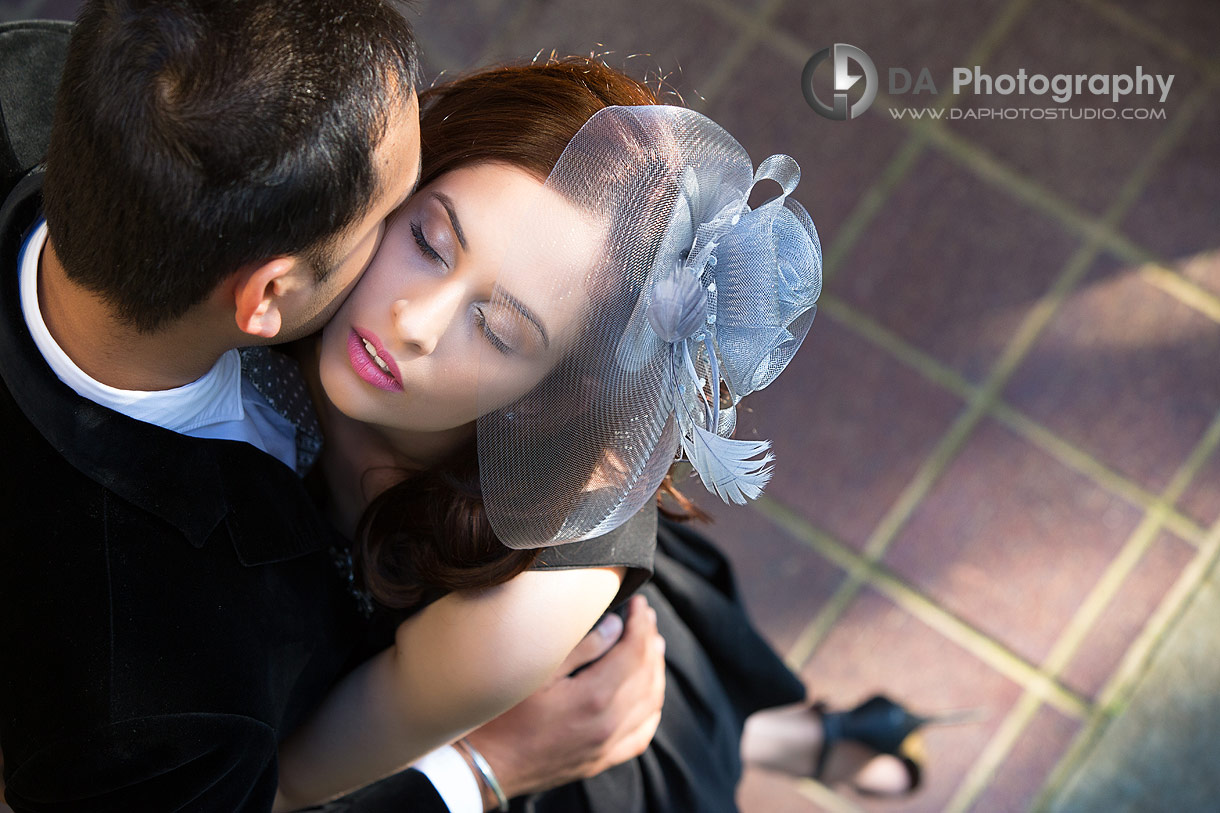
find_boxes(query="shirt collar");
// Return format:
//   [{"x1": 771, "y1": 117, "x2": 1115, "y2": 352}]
[
  {"x1": 18, "y1": 219, "x2": 246, "y2": 434},
  {"x1": 0, "y1": 176, "x2": 331, "y2": 560}
]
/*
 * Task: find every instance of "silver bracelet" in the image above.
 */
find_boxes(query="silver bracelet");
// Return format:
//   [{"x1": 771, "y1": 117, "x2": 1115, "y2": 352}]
[{"x1": 459, "y1": 738, "x2": 510, "y2": 812}]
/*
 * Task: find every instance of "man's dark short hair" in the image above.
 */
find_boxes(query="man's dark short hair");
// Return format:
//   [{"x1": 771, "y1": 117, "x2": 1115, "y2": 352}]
[{"x1": 41, "y1": 0, "x2": 419, "y2": 332}]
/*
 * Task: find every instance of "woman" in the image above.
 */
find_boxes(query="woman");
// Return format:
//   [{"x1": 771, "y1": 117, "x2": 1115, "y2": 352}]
[{"x1": 275, "y1": 59, "x2": 926, "y2": 811}]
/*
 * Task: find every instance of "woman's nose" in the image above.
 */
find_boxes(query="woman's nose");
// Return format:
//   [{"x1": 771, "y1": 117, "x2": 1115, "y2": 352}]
[{"x1": 391, "y1": 284, "x2": 463, "y2": 356}]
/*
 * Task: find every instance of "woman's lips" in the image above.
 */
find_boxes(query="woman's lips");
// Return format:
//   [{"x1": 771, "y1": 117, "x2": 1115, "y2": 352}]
[{"x1": 347, "y1": 328, "x2": 404, "y2": 392}]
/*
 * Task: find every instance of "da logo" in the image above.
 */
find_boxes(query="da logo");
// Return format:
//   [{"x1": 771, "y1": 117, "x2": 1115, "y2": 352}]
[{"x1": 802, "y1": 44, "x2": 878, "y2": 120}]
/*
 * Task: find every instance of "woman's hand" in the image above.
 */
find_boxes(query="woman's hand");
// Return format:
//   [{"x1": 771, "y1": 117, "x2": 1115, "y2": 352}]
[{"x1": 463, "y1": 594, "x2": 667, "y2": 804}]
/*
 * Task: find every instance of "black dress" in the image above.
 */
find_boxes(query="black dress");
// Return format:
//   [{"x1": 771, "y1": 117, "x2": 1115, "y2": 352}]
[{"x1": 517, "y1": 510, "x2": 809, "y2": 813}]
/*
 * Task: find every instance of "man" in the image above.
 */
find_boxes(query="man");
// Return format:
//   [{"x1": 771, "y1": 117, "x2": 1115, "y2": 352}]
[{"x1": 0, "y1": 2, "x2": 663, "y2": 810}]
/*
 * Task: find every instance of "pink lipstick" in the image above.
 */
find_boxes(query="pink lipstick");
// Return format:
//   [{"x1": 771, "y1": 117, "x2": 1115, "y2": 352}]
[{"x1": 347, "y1": 328, "x2": 403, "y2": 392}]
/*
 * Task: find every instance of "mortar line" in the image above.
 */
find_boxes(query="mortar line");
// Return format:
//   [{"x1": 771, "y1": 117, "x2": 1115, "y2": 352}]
[
  {"x1": 1049, "y1": 512, "x2": 1169, "y2": 671},
  {"x1": 744, "y1": 12, "x2": 1215, "y2": 812},
  {"x1": 856, "y1": 229, "x2": 1103, "y2": 555},
  {"x1": 1090, "y1": 233, "x2": 1220, "y2": 326},
  {"x1": 955, "y1": 0, "x2": 1041, "y2": 77},
  {"x1": 784, "y1": 569, "x2": 867, "y2": 672},
  {"x1": 686, "y1": 1, "x2": 927, "y2": 292},
  {"x1": 878, "y1": 115, "x2": 1220, "y2": 321},
  {"x1": 822, "y1": 297, "x2": 1211, "y2": 554},
  {"x1": 795, "y1": 777, "x2": 867, "y2": 813},
  {"x1": 843, "y1": 0, "x2": 1039, "y2": 280},
  {"x1": 921, "y1": 122, "x2": 1100, "y2": 229},
  {"x1": 1137, "y1": 262, "x2": 1220, "y2": 324},
  {"x1": 911, "y1": 117, "x2": 1220, "y2": 324},
  {"x1": 1078, "y1": 86, "x2": 1211, "y2": 219},
  {"x1": 817, "y1": 297, "x2": 975, "y2": 397}
]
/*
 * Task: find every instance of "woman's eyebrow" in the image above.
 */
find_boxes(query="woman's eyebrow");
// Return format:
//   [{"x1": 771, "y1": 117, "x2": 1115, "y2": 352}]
[
  {"x1": 497, "y1": 287, "x2": 549, "y2": 348},
  {"x1": 432, "y1": 191, "x2": 467, "y2": 250}
]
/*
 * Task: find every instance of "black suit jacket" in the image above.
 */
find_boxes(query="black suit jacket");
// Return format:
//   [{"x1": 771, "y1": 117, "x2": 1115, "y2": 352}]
[{"x1": 0, "y1": 172, "x2": 448, "y2": 810}]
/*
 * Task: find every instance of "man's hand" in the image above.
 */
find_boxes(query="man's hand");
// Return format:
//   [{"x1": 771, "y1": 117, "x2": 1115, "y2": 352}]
[{"x1": 463, "y1": 594, "x2": 666, "y2": 807}]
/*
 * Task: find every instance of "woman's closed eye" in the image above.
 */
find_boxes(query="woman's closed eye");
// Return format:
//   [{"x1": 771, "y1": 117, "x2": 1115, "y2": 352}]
[
  {"x1": 410, "y1": 220, "x2": 445, "y2": 266},
  {"x1": 474, "y1": 306, "x2": 514, "y2": 355}
]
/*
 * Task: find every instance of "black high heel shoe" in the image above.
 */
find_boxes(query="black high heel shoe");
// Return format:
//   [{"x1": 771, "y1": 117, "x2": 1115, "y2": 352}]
[{"x1": 812, "y1": 695, "x2": 981, "y2": 795}]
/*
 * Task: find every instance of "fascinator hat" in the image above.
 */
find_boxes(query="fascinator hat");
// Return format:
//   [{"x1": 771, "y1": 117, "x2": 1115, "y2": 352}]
[{"x1": 477, "y1": 105, "x2": 822, "y2": 549}]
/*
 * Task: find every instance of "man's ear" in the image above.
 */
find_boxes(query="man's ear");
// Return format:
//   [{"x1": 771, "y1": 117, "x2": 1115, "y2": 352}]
[{"x1": 233, "y1": 257, "x2": 297, "y2": 339}]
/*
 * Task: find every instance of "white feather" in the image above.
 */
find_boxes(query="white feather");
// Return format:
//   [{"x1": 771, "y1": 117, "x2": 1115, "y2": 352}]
[{"x1": 681, "y1": 422, "x2": 774, "y2": 504}]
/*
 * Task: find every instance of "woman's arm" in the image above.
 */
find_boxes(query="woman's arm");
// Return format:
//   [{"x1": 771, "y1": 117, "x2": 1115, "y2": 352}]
[{"x1": 274, "y1": 565, "x2": 625, "y2": 809}]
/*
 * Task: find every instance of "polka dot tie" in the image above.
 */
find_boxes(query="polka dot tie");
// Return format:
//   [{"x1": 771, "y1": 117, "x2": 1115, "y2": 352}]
[{"x1": 239, "y1": 346, "x2": 323, "y2": 475}]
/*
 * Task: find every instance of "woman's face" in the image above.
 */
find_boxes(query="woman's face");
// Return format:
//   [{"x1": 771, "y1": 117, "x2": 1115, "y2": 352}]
[{"x1": 320, "y1": 162, "x2": 599, "y2": 436}]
